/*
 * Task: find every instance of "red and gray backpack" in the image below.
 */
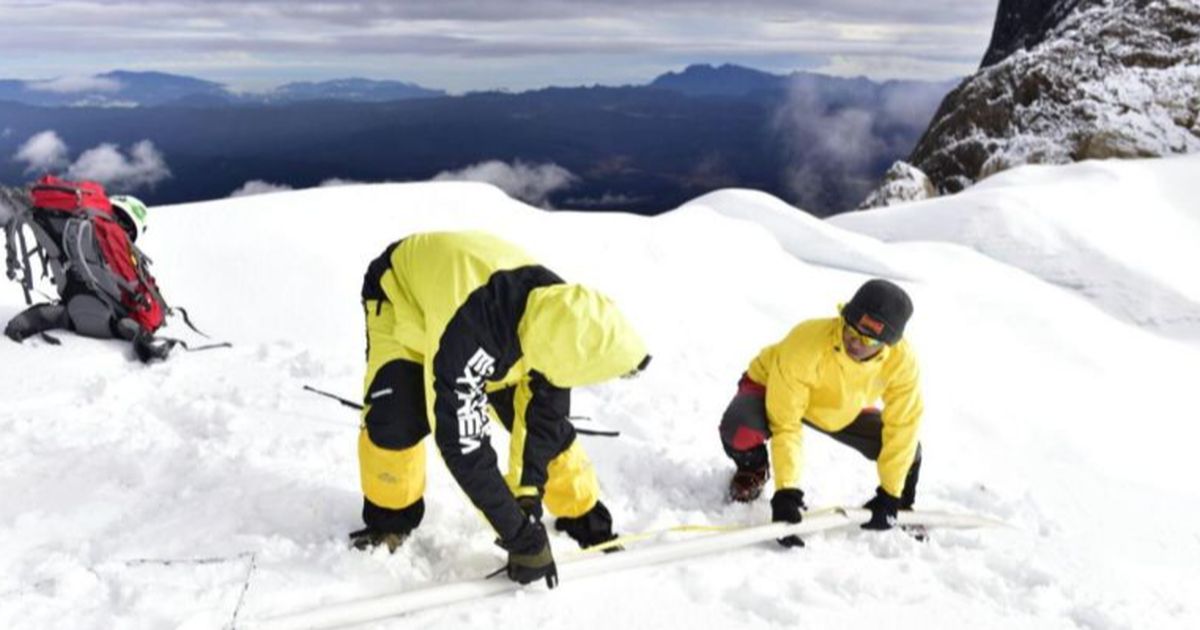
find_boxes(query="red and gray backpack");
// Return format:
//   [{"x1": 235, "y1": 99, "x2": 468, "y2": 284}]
[{"x1": 3, "y1": 175, "x2": 167, "y2": 334}]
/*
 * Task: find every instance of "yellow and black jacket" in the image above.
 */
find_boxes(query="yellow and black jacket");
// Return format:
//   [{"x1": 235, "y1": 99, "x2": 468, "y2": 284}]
[
  {"x1": 747, "y1": 317, "x2": 922, "y2": 497},
  {"x1": 361, "y1": 231, "x2": 647, "y2": 541}
]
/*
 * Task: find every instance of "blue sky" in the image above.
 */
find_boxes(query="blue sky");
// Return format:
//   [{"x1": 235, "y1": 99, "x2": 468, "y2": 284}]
[{"x1": 0, "y1": 0, "x2": 997, "y2": 93}]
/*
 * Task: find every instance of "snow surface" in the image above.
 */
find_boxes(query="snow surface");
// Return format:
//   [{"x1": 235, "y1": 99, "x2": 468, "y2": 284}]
[{"x1": 2, "y1": 156, "x2": 1199, "y2": 629}]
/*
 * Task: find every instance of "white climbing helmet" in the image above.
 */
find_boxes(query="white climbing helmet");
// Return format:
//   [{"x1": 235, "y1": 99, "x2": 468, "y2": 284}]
[{"x1": 110, "y1": 195, "x2": 149, "y2": 241}]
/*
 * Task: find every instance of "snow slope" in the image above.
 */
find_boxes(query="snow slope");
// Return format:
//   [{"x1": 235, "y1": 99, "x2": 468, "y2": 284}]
[
  {"x1": 831, "y1": 154, "x2": 1200, "y2": 339},
  {"x1": 2, "y1": 158, "x2": 1199, "y2": 630}
]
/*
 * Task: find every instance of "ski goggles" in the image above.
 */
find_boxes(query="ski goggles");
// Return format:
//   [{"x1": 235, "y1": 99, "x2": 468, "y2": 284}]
[{"x1": 844, "y1": 322, "x2": 885, "y2": 348}]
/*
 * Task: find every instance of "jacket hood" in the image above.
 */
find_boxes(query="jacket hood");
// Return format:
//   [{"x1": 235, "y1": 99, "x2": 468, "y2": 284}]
[{"x1": 519, "y1": 284, "x2": 648, "y2": 388}]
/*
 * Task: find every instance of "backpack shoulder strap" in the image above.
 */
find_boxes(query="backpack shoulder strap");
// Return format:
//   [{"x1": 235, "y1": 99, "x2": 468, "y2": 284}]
[{"x1": 61, "y1": 216, "x2": 134, "y2": 311}]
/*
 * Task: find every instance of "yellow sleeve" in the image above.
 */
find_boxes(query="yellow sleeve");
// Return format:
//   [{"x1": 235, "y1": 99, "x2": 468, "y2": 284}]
[
  {"x1": 763, "y1": 331, "x2": 816, "y2": 490},
  {"x1": 878, "y1": 346, "x2": 923, "y2": 497}
]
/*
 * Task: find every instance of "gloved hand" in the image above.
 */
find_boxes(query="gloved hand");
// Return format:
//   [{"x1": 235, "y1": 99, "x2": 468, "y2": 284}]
[
  {"x1": 770, "y1": 488, "x2": 807, "y2": 548},
  {"x1": 516, "y1": 494, "x2": 544, "y2": 521},
  {"x1": 862, "y1": 486, "x2": 901, "y2": 530},
  {"x1": 555, "y1": 500, "x2": 620, "y2": 551},
  {"x1": 348, "y1": 526, "x2": 409, "y2": 552},
  {"x1": 502, "y1": 517, "x2": 558, "y2": 589}
]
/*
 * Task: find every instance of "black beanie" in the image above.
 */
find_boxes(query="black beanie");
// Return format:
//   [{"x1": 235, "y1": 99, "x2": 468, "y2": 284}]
[{"x1": 841, "y1": 279, "x2": 913, "y2": 345}]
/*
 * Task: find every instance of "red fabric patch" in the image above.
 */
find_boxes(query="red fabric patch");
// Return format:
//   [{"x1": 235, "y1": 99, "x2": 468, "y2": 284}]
[
  {"x1": 731, "y1": 425, "x2": 767, "y2": 451},
  {"x1": 31, "y1": 175, "x2": 113, "y2": 215},
  {"x1": 737, "y1": 373, "x2": 766, "y2": 396}
]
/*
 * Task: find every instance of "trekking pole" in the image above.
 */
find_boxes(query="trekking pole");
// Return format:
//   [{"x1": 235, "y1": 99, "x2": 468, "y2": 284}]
[
  {"x1": 15, "y1": 225, "x2": 34, "y2": 306},
  {"x1": 301, "y1": 385, "x2": 619, "y2": 436},
  {"x1": 303, "y1": 385, "x2": 364, "y2": 410}
]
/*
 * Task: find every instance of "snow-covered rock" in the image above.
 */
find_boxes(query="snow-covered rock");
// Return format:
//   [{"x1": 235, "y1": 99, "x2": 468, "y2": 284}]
[
  {"x1": 856, "y1": 161, "x2": 937, "y2": 209},
  {"x1": 910, "y1": 0, "x2": 1200, "y2": 192}
]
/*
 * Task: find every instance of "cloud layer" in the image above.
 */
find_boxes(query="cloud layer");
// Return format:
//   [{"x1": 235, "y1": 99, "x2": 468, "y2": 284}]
[
  {"x1": 433, "y1": 161, "x2": 578, "y2": 207},
  {"x1": 772, "y1": 76, "x2": 949, "y2": 212},
  {"x1": 0, "y1": 1, "x2": 996, "y2": 91},
  {"x1": 14, "y1": 131, "x2": 70, "y2": 174},
  {"x1": 229, "y1": 178, "x2": 363, "y2": 198},
  {"x1": 66, "y1": 141, "x2": 171, "y2": 190},
  {"x1": 12, "y1": 131, "x2": 172, "y2": 190},
  {"x1": 26, "y1": 75, "x2": 123, "y2": 94}
]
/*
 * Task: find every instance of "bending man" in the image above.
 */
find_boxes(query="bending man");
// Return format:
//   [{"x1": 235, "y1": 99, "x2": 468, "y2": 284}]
[{"x1": 353, "y1": 230, "x2": 650, "y2": 588}]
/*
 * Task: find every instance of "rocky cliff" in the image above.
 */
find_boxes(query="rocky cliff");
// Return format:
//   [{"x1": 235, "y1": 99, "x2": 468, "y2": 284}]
[{"x1": 906, "y1": 0, "x2": 1199, "y2": 194}]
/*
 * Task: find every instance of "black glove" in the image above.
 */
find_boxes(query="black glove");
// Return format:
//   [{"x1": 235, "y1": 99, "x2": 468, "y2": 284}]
[
  {"x1": 862, "y1": 486, "x2": 901, "y2": 530},
  {"x1": 348, "y1": 526, "x2": 409, "y2": 552},
  {"x1": 555, "y1": 500, "x2": 619, "y2": 551},
  {"x1": 502, "y1": 518, "x2": 558, "y2": 589},
  {"x1": 770, "y1": 488, "x2": 807, "y2": 548},
  {"x1": 516, "y1": 495, "x2": 544, "y2": 521}
]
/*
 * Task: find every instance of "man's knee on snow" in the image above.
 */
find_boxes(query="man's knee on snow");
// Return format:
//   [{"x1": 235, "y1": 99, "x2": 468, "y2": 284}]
[
  {"x1": 724, "y1": 442, "x2": 769, "y2": 471},
  {"x1": 718, "y1": 391, "x2": 771, "y2": 453},
  {"x1": 364, "y1": 359, "x2": 429, "y2": 449}
]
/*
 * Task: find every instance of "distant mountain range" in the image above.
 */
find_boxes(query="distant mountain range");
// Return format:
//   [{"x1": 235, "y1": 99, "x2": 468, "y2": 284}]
[
  {"x1": 0, "y1": 70, "x2": 446, "y2": 107},
  {"x1": 0, "y1": 65, "x2": 955, "y2": 215}
]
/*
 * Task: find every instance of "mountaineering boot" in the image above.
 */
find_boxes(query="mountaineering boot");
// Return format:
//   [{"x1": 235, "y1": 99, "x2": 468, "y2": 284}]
[
  {"x1": 729, "y1": 464, "x2": 769, "y2": 502},
  {"x1": 133, "y1": 331, "x2": 174, "y2": 363},
  {"x1": 555, "y1": 500, "x2": 620, "y2": 551},
  {"x1": 349, "y1": 527, "x2": 409, "y2": 552},
  {"x1": 352, "y1": 497, "x2": 423, "y2": 551}
]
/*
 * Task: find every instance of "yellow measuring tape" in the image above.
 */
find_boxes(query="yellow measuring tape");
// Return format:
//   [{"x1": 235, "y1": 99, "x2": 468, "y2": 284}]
[{"x1": 570, "y1": 506, "x2": 849, "y2": 556}]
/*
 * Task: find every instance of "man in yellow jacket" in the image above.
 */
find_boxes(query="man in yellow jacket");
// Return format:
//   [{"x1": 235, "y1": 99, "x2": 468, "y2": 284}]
[
  {"x1": 352, "y1": 231, "x2": 650, "y2": 588},
  {"x1": 718, "y1": 279, "x2": 922, "y2": 542}
]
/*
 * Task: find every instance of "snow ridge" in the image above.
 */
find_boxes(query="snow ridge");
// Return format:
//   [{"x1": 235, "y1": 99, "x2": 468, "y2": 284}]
[{"x1": 2, "y1": 162, "x2": 1200, "y2": 629}]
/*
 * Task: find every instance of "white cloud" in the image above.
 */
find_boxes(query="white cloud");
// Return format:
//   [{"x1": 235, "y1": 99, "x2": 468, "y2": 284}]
[
  {"x1": 318, "y1": 177, "x2": 364, "y2": 188},
  {"x1": 432, "y1": 160, "x2": 577, "y2": 207},
  {"x1": 66, "y1": 140, "x2": 171, "y2": 190},
  {"x1": 230, "y1": 180, "x2": 293, "y2": 197},
  {"x1": 26, "y1": 75, "x2": 123, "y2": 94},
  {"x1": 229, "y1": 177, "x2": 361, "y2": 198},
  {"x1": 14, "y1": 130, "x2": 70, "y2": 174},
  {"x1": 772, "y1": 80, "x2": 889, "y2": 211}
]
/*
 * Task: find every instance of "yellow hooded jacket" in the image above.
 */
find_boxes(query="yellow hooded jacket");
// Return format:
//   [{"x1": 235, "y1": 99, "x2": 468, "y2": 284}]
[
  {"x1": 746, "y1": 317, "x2": 922, "y2": 497},
  {"x1": 370, "y1": 231, "x2": 648, "y2": 540}
]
